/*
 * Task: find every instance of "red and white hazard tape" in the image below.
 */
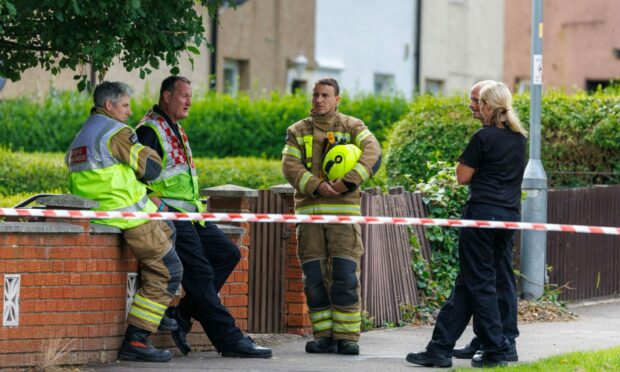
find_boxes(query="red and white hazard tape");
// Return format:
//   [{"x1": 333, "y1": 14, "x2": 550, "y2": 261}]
[{"x1": 1, "y1": 208, "x2": 620, "y2": 236}]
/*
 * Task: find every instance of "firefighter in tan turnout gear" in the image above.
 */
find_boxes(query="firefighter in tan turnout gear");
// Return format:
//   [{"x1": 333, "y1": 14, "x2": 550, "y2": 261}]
[
  {"x1": 282, "y1": 78, "x2": 382, "y2": 355},
  {"x1": 65, "y1": 81, "x2": 183, "y2": 363}
]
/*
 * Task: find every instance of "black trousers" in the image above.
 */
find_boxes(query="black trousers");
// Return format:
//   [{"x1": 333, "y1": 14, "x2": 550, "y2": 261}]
[
  {"x1": 469, "y1": 238, "x2": 519, "y2": 348},
  {"x1": 173, "y1": 219, "x2": 243, "y2": 351},
  {"x1": 426, "y1": 203, "x2": 519, "y2": 361}
]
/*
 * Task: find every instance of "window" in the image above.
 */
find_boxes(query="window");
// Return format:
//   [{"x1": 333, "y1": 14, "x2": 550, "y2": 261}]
[
  {"x1": 223, "y1": 59, "x2": 249, "y2": 96},
  {"x1": 425, "y1": 79, "x2": 444, "y2": 95},
  {"x1": 374, "y1": 73, "x2": 395, "y2": 95},
  {"x1": 586, "y1": 79, "x2": 612, "y2": 93},
  {"x1": 291, "y1": 80, "x2": 307, "y2": 94},
  {"x1": 515, "y1": 77, "x2": 530, "y2": 94}
]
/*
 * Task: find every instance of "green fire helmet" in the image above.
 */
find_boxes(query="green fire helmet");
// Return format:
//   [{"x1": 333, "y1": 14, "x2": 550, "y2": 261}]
[{"x1": 322, "y1": 144, "x2": 362, "y2": 181}]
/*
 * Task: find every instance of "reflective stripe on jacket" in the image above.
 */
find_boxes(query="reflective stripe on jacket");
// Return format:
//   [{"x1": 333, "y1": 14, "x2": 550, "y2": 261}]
[
  {"x1": 136, "y1": 110, "x2": 204, "y2": 213},
  {"x1": 282, "y1": 111, "x2": 381, "y2": 215},
  {"x1": 65, "y1": 114, "x2": 156, "y2": 229}
]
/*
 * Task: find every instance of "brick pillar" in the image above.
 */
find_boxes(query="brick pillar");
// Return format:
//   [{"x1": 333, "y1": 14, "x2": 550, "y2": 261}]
[
  {"x1": 200, "y1": 184, "x2": 258, "y2": 332},
  {"x1": 271, "y1": 184, "x2": 311, "y2": 336}
]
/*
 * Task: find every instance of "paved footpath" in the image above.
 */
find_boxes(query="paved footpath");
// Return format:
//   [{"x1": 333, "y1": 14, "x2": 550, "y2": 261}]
[{"x1": 91, "y1": 300, "x2": 620, "y2": 371}]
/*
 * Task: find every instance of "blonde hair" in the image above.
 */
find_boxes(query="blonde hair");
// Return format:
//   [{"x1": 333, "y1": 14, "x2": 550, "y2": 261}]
[{"x1": 479, "y1": 82, "x2": 527, "y2": 137}]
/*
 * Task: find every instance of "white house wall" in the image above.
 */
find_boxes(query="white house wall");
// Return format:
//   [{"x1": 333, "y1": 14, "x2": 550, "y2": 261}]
[
  {"x1": 421, "y1": 0, "x2": 505, "y2": 95},
  {"x1": 314, "y1": 0, "x2": 416, "y2": 99}
]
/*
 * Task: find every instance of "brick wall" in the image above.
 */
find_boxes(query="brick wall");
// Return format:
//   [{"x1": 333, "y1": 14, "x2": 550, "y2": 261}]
[
  {"x1": 0, "y1": 220, "x2": 249, "y2": 369},
  {"x1": 1, "y1": 186, "x2": 312, "y2": 369},
  {"x1": 277, "y1": 188, "x2": 312, "y2": 335}
]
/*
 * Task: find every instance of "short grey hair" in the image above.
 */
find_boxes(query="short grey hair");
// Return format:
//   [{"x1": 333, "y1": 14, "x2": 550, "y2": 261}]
[{"x1": 93, "y1": 81, "x2": 133, "y2": 108}]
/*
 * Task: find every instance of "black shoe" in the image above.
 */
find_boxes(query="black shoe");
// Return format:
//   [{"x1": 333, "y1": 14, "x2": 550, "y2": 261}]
[
  {"x1": 506, "y1": 343, "x2": 519, "y2": 362},
  {"x1": 406, "y1": 350, "x2": 452, "y2": 368},
  {"x1": 167, "y1": 307, "x2": 192, "y2": 355},
  {"x1": 452, "y1": 341, "x2": 479, "y2": 359},
  {"x1": 306, "y1": 337, "x2": 337, "y2": 353},
  {"x1": 337, "y1": 339, "x2": 359, "y2": 355},
  {"x1": 455, "y1": 341, "x2": 518, "y2": 362},
  {"x1": 471, "y1": 351, "x2": 508, "y2": 368},
  {"x1": 158, "y1": 314, "x2": 179, "y2": 332},
  {"x1": 220, "y1": 336, "x2": 273, "y2": 358},
  {"x1": 117, "y1": 325, "x2": 172, "y2": 363}
]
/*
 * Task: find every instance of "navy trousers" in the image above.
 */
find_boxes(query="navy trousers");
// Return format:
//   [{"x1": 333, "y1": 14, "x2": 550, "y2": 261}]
[
  {"x1": 173, "y1": 219, "x2": 243, "y2": 351},
  {"x1": 426, "y1": 203, "x2": 519, "y2": 361}
]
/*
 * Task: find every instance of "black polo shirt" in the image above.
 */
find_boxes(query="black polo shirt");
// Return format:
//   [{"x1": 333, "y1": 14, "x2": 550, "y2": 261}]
[{"x1": 458, "y1": 125, "x2": 527, "y2": 211}]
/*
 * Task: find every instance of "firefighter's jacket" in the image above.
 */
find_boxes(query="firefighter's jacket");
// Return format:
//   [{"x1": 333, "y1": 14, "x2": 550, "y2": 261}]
[{"x1": 282, "y1": 110, "x2": 381, "y2": 215}]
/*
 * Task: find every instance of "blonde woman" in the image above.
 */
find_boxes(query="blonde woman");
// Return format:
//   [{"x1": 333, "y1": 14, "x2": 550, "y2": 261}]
[{"x1": 407, "y1": 82, "x2": 527, "y2": 368}]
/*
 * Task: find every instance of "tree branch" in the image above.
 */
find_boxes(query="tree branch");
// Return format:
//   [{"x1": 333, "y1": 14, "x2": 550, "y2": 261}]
[{"x1": 0, "y1": 38, "x2": 53, "y2": 52}]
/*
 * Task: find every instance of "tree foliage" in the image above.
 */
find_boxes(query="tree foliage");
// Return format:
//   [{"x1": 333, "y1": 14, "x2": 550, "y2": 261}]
[{"x1": 0, "y1": 0, "x2": 226, "y2": 90}]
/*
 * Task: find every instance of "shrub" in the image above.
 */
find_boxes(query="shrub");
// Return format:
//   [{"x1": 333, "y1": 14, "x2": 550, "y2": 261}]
[
  {"x1": 387, "y1": 89, "x2": 620, "y2": 189},
  {"x1": 411, "y1": 162, "x2": 468, "y2": 305},
  {"x1": 0, "y1": 147, "x2": 386, "y2": 206},
  {"x1": 0, "y1": 148, "x2": 285, "y2": 204},
  {"x1": 0, "y1": 90, "x2": 407, "y2": 158}
]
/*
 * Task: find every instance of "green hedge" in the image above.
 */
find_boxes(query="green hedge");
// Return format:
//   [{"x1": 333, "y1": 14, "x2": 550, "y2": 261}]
[
  {"x1": 387, "y1": 89, "x2": 620, "y2": 189},
  {"x1": 0, "y1": 147, "x2": 387, "y2": 206},
  {"x1": 0, "y1": 148, "x2": 285, "y2": 202},
  {"x1": 0, "y1": 90, "x2": 407, "y2": 157}
]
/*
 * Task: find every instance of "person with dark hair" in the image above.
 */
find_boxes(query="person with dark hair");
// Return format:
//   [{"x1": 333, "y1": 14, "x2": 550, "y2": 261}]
[
  {"x1": 282, "y1": 78, "x2": 382, "y2": 355},
  {"x1": 406, "y1": 81, "x2": 527, "y2": 368},
  {"x1": 66, "y1": 81, "x2": 183, "y2": 363},
  {"x1": 136, "y1": 75, "x2": 272, "y2": 358}
]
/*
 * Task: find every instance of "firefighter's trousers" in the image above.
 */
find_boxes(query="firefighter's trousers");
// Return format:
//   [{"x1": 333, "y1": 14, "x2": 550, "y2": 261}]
[
  {"x1": 122, "y1": 220, "x2": 183, "y2": 333},
  {"x1": 297, "y1": 223, "x2": 364, "y2": 342}
]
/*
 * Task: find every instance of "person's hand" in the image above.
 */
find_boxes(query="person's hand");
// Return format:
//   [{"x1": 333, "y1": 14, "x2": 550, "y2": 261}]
[
  {"x1": 330, "y1": 180, "x2": 348, "y2": 193},
  {"x1": 150, "y1": 196, "x2": 168, "y2": 212},
  {"x1": 317, "y1": 181, "x2": 340, "y2": 197}
]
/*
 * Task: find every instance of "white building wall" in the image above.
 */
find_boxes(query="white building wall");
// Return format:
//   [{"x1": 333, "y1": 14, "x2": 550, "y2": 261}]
[
  {"x1": 421, "y1": 0, "x2": 505, "y2": 95},
  {"x1": 314, "y1": 0, "x2": 416, "y2": 99}
]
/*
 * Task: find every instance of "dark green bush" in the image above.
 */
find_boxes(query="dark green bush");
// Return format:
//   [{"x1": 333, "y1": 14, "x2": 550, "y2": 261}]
[
  {"x1": 0, "y1": 90, "x2": 407, "y2": 157},
  {"x1": 387, "y1": 90, "x2": 620, "y2": 189},
  {"x1": 0, "y1": 147, "x2": 384, "y2": 206},
  {"x1": 0, "y1": 148, "x2": 285, "y2": 204}
]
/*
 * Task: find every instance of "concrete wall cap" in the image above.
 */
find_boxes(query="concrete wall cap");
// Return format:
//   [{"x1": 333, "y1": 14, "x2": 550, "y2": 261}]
[
  {"x1": 201, "y1": 184, "x2": 258, "y2": 198},
  {"x1": 215, "y1": 224, "x2": 244, "y2": 236},
  {"x1": 89, "y1": 224, "x2": 122, "y2": 234},
  {"x1": 0, "y1": 222, "x2": 84, "y2": 233},
  {"x1": 38, "y1": 194, "x2": 99, "y2": 209},
  {"x1": 270, "y1": 183, "x2": 295, "y2": 195}
]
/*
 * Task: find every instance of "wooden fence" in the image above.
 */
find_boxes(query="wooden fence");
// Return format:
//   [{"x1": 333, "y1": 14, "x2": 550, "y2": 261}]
[
  {"x1": 547, "y1": 185, "x2": 620, "y2": 300},
  {"x1": 247, "y1": 184, "x2": 620, "y2": 333},
  {"x1": 248, "y1": 187, "x2": 431, "y2": 331}
]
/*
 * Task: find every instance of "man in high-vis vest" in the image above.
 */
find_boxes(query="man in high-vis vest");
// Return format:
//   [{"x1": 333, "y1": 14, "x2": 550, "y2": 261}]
[
  {"x1": 282, "y1": 78, "x2": 382, "y2": 355},
  {"x1": 136, "y1": 76, "x2": 272, "y2": 358},
  {"x1": 65, "y1": 81, "x2": 183, "y2": 362}
]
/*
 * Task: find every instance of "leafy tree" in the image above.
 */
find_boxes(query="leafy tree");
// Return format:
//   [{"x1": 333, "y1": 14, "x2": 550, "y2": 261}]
[{"x1": 0, "y1": 0, "x2": 226, "y2": 90}]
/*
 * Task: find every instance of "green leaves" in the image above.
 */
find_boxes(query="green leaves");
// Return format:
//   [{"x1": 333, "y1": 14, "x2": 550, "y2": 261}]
[
  {"x1": 387, "y1": 89, "x2": 620, "y2": 189},
  {"x1": 0, "y1": 0, "x2": 227, "y2": 88}
]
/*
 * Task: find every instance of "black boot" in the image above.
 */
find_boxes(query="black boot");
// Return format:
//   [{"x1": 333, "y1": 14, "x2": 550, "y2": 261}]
[
  {"x1": 305, "y1": 337, "x2": 337, "y2": 354},
  {"x1": 471, "y1": 351, "x2": 508, "y2": 368},
  {"x1": 158, "y1": 314, "x2": 179, "y2": 332},
  {"x1": 406, "y1": 350, "x2": 452, "y2": 368},
  {"x1": 337, "y1": 339, "x2": 359, "y2": 355},
  {"x1": 118, "y1": 325, "x2": 172, "y2": 362},
  {"x1": 167, "y1": 307, "x2": 192, "y2": 355},
  {"x1": 452, "y1": 340, "x2": 480, "y2": 359},
  {"x1": 220, "y1": 336, "x2": 273, "y2": 358}
]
